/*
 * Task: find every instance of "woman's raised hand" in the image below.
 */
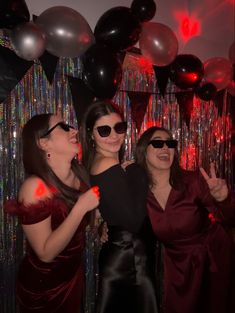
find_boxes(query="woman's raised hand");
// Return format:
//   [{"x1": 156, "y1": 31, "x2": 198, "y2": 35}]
[{"x1": 200, "y1": 163, "x2": 229, "y2": 202}]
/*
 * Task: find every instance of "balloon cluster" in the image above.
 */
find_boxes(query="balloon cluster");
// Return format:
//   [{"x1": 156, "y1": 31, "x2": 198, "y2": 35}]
[
  {"x1": 168, "y1": 54, "x2": 233, "y2": 100},
  {"x1": 9, "y1": 6, "x2": 95, "y2": 61},
  {"x1": 1, "y1": 0, "x2": 156, "y2": 99},
  {"x1": 196, "y1": 54, "x2": 233, "y2": 100},
  {"x1": 83, "y1": 0, "x2": 157, "y2": 99},
  {"x1": 1, "y1": 0, "x2": 233, "y2": 101}
]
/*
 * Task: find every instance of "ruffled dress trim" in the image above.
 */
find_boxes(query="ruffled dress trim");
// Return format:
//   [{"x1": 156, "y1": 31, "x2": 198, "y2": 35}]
[{"x1": 5, "y1": 197, "x2": 66, "y2": 225}]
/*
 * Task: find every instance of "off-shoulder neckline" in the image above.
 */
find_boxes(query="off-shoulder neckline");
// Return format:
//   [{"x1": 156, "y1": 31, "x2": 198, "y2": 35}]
[
  {"x1": 90, "y1": 163, "x2": 122, "y2": 177},
  {"x1": 17, "y1": 195, "x2": 64, "y2": 208},
  {"x1": 90, "y1": 162, "x2": 139, "y2": 178}
]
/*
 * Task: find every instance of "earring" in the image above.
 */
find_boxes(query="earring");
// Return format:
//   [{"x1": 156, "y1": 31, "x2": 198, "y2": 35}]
[
  {"x1": 47, "y1": 153, "x2": 50, "y2": 159},
  {"x1": 90, "y1": 137, "x2": 95, "y2": 148}
]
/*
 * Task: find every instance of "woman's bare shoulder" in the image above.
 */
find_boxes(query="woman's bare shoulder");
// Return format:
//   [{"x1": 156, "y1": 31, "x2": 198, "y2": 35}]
[{"x1": 19, "y1": 176, "x2": 53, "y2": 205}]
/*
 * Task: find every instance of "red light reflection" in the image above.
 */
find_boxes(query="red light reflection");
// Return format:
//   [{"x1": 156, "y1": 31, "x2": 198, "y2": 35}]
[{"x1": 174, "y1": 11, "x2": 201, "y2": 42}]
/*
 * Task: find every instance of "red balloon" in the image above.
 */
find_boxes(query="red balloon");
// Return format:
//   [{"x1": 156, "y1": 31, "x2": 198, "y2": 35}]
[
  {"x1": 139, "y1": 22, "x2": 178, "y2": 66},
  {"x1": 203, "y1": 57, "x2": 233, "y2": 91}
]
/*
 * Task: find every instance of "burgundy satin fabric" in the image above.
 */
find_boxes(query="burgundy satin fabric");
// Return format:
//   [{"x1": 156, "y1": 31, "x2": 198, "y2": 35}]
[
  {"x1": 147, "y1": 170, "x2": 235, "y2": 313},
  {"x1": 5, "y1": 195, "x2": 88, "y2": 313}
]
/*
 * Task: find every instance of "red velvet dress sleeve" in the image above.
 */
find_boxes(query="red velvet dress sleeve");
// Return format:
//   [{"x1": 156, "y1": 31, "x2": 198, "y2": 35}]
[{"x1": 5, "y1": 198, "x2": 58, "y2": 224}]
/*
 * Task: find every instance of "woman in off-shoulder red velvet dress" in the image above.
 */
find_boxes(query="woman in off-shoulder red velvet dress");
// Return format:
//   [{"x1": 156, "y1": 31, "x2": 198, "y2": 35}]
[
  {"x1": 135, "y1": 126, "x2": 235, "y2": 313},
  {"x1": 5, "y1": 113, "x2": 100, "y2": 313}
]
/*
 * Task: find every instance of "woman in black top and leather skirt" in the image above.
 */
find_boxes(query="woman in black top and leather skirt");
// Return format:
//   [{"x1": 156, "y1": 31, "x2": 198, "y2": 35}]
[{"x1": 80, "y1": 100, "x2": 158, "y2": 313}]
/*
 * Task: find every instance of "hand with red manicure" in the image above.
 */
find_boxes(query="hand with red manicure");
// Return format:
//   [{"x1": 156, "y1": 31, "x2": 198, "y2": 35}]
[
  {"x1": 92, "y1": 185, "x2": 100, "y2": 199},
  {"x1": 76, "y1": 185, "x2": 100, "y2": 213},
  {"x1": 200, "y1": 162, "x2": 229, "y2": 202}
]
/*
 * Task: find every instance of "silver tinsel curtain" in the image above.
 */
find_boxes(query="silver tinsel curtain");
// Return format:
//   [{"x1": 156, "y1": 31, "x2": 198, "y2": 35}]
[{"x1": 0, "y1": 34, "x2": 234, "y2": 313}]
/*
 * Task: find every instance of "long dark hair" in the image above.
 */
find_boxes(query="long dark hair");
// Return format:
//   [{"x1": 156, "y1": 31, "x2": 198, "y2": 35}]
[
  {"x1": 135, "y1": 126, "x2": 183, "y2": 189},
  {"x1": 80, "y1": 100, "x2": 125, "y2": 172},
  {"x1": 22, "y1": 113, "x2": 89, "y2": 207}
]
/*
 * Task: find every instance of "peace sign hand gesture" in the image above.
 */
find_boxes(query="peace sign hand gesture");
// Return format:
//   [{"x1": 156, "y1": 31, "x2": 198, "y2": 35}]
[{"x1": 200, "y1": 163, "x2": 229, "y2": 202}]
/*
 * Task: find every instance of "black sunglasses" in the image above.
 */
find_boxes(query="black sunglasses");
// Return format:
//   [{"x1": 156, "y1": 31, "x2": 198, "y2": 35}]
[
  {"x1": 94, "y1": 121, "x2": 127, "y2": 137},
  {"x1": 41, "y1": 122, "x2": 75, "y2": 138},
  {"x1": 148, "y1": 139, "x2": 178, "y2": 149}
]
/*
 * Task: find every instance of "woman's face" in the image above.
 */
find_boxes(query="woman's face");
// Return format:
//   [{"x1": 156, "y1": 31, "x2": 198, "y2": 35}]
[
  {"x1": 43, "y1": 114, "x2": 79, "y2": 159},
  {"x1": 92, "y1": 113, "x2": 126, "y2": 157},
  {"x1": 146, "y1": 130, "x2": 175, "y2": 172}
]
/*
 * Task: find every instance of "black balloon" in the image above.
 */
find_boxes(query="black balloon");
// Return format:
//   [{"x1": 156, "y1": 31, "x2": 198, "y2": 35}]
[
  {"x1": 82, "y1": 44, "x2": 122, "y2": 99},
  {"x1": 170, "y1": 54, "x2": 204, "y2": 89},
  {"x1": 94, "y1": 6, "x2": 141, "y2": 52},
  {"x1": 195, "y1": 83, "x2": 217, "y2": 101},
  {"x1": 0, "y1": 0, "x2": 30, "y2": 29},
  {"x1": 131, "y1": 0, "x2": 156, "y2": 22}
]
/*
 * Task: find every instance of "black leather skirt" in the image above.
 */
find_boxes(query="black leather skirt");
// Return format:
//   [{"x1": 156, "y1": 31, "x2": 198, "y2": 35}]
[{"x1": 96, "y1": 221, "x2": 158, "y2": 313}]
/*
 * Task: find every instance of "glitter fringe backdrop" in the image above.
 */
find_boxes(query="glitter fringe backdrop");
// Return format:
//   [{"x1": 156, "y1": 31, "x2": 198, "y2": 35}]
[
  {"x1": 0, "y1": 35, "x2": 233, "y2": 313},
  {"x1": 115, "y1": 68, "x2": 233, "y2": 184}
]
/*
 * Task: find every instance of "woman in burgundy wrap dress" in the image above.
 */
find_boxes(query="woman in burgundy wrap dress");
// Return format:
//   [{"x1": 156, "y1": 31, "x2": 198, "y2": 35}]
[
  {"x1": 135, "y1": 126, "x2": 235, "y2": 313},
  {"x1": 5, "y1": 113, "x2": 100, "y2": 313}
]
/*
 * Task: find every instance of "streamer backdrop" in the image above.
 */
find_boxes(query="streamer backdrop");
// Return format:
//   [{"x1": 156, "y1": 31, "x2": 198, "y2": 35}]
[{"x1": 0, "y1": 32, "x2": 234, "y2": 313}]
